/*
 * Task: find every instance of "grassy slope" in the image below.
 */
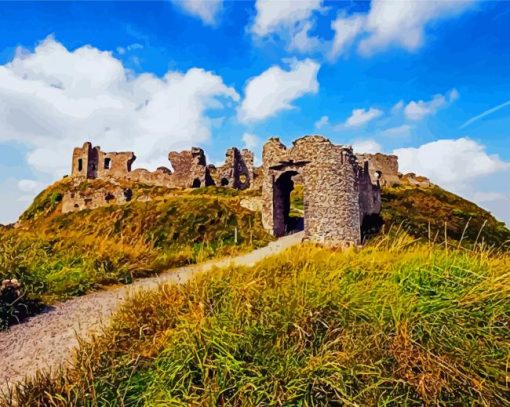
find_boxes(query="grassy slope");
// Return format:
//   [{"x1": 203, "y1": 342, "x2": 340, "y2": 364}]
[
  {"x1": 382, "y1": 185, "x2": 510, "y2": 248},
  {"x1": 9, "y1": 235, "x2": 510, "y2": 406},
  {"x1": 0, "y1": 179, "x2": 272, "y2": 308},
  {"x1": 289, "y1": 184, "x2": 510, "y2": 247}
]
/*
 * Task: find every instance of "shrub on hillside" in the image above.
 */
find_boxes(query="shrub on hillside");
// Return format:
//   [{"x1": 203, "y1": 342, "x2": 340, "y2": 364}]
[{"x1": 0, "y1": 279, "x2": 42, "y2": 330}]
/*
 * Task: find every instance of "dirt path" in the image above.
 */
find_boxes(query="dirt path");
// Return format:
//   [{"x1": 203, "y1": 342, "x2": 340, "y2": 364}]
[{"x1": 0, "y1": 233, "x2": 303, "y2": 390}]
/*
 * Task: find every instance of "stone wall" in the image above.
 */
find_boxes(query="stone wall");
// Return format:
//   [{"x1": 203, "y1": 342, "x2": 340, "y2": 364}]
[
  {"x1": 62, "y1": 185, "x2": 133, "y2": 213},
  {"x1": 72, "y1": 142, "x2": 135, "y2": 180},
  {"x1": 355, "y1": 153, "x2": 400, "y2": 186},
  {"x1": 215, "y1": 148, "x2": 254, "y2": 190},
  {"x1": 261, "y1": 135, "x2": 381, "y2": 246}
]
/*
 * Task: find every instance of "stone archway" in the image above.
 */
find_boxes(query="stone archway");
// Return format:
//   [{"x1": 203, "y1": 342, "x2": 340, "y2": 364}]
[
  {"x1": 261, "y1": 135, "x2": 382, "y2": 246},
  {"x1": 272, "y1": 170, "x2": 303, "y2": 237}
]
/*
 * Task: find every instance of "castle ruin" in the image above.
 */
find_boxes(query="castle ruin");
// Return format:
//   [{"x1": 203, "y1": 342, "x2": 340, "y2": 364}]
[
  {"x1": 65, "y1": 135, "x2": 428, "y2": 245},
  {"x1": 261, "y1": 136, "x2": 381, "y2": 246}
]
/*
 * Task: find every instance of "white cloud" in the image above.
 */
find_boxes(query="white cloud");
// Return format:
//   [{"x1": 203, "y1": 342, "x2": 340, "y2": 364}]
[
  {"x1": 314, "y1": 115, "x2": 329, "y2": 129},
  {"x1": 0, "y1": 37, "x2": 239, "y2": 178},
  {"x1": 394, "y1": 138, "x2": 510, "y2": 189},
  {"x1": 345, "y1": 107, "x2": 382, "y2": 127},
  {"x1": 170, "y1": 0, "x2": 223, "y2": 26},
  {"x1": 328, "y1": 0, "x2": 476, "y2": 58},
  {"x1": 330, "y1": 13, "x2": 366, "y2": 59},
  {"x1": 251, "y1": 0, "x2": 324, "y2": 55},
  {"x1": 381, "y1": 124, "x2": 411, "y2": 138},
  {"x1": 358, "y1": 0, "x2": 476, "y2": 56},
  {"x1": 288, "y1": 21, "x2": 322, "y2": 53},
  {"x1": 242, "y1": 133, "x2": 260, "y2": 150},
  {"x1": 391, "y1": 100, "x2": 404, "y2": 114},
  {"x1": 251, "y1": 0, "x2": 322, "y2": 37},
  {"x1": 17, "y1": 179, "x2": 45, "y2": 193},
  {"x1": 404, "y1": 89, "x2": 458, "y2": 121},
  {"x1": 238, "y1": 58, "x2": 320, "y2": 122},
  {"x1": 352, "y1": 139, "x2": 382, "y2": 154}
]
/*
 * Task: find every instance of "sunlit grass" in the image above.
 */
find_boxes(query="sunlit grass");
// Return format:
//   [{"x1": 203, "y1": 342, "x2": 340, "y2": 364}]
[
  {"x1": 7, "y1": 232, "x2": 510, "y2": 406},
  {"x1": 0, "y1": 187, "x2": 272, "y2": 323}
]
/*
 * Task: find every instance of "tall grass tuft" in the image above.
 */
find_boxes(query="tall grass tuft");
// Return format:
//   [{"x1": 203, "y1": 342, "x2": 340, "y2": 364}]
[{"x1": 6, "y1": 233, "x2": 510, "y2": 406}]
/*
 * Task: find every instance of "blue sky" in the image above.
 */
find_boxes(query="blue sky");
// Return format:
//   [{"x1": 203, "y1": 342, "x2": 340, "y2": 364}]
[{"x1": 0, "y1": 0, "x2": 509, "y2": 225}]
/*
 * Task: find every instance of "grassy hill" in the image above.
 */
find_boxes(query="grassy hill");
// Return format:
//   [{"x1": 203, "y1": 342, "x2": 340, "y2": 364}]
[
  {"x1": 289, "y1": 184, "x2": 509, "y2": 248},
  {"x1": 1, "y1": 179, "x2": 509, "y2": 330},
  {"x1": 382, "y1": 185, "x2": 510, "y2": 248},
  {"x1": 0, "y1": 179, "x2": 271, "y2": 328},
  {"x1": 8, "y1": 234, "x2": 510, "y2": 406}
]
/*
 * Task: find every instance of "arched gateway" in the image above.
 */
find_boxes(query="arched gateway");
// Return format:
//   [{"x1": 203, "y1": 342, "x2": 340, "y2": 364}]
[{"x1": 261, "y1": 135, "x2": 382, "y2": 246}]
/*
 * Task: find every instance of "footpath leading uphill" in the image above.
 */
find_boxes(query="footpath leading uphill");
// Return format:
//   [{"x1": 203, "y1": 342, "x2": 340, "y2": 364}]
[{"x1": 0, "y1": 232, "x2": 303, "y2": 390}]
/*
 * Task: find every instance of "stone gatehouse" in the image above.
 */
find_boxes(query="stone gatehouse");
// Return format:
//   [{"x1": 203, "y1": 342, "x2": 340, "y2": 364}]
[
  {"x1": 65, "y1": 136, "x2": 428, "y2": 246},
  {"x1": 261, "y1": 135, "x2": 381, "y2": 246}
]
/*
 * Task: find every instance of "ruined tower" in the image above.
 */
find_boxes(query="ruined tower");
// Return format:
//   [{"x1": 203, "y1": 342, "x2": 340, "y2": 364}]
[{"x1": 261, "y1": 135, "x2": 381, "y2": 246}]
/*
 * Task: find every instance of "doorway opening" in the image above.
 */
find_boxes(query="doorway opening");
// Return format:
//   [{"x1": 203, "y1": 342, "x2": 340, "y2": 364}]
[{"x1": 272, "y1": 171, "x2": 304, "y2": 237}]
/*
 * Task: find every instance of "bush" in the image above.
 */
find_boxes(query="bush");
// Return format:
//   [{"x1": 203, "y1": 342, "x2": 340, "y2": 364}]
[{"x1": 0, "y1": 279, "x2": 43, "y2": 330}]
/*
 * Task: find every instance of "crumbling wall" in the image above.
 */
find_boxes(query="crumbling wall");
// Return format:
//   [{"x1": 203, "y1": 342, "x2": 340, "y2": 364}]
[
  {"x1": 356, "y1": 153, "x2": 400, "y2": 187},
  {"x1": 96, "y1": 151, "x2": 136, "y2": 179},
  {"x1": 168, "y1": 147, "x2": 214, "y2": 188},
  {"x1": 72, "y1": 142, "x2": 98, "y2": 179},
  {"x1": 62, "y1": 185, "x2": 133, "y2": 213},
  {"x1": 128, "y1": 167, "x2": 173, "y2": 187},
  {"x1": 216, "y1": 148, "x2": 254, "y2": 190},
  {"x1": 262, "y1": 135, "x2": 381, "y2": 246}
]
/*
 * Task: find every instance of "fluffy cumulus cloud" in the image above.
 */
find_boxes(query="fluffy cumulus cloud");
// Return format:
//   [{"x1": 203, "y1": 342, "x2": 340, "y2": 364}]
[
  {"x1": 330, "y1": 13, "x2": 366, "y2": 59},
  {"x1": 170, "y1": 0, "x2": 223, "y2": 26},
  {"x1": 345, "y1": 107, "x2": 382, "y2": 127},
  {"x1": 238, "y1": 58, "x2": 320, "y2": 122},
  {"x1": 394, "y1": 138, "x2": 510, "y2": 189},
  {"x1": 352, "y1": 139, "x2": 382, "y2": 154},
  {"x1": 0, "y1": 37, "x2": 239, "y2": 178},
  {"x1": 404, "y1": 89, "x2": 458, "y2": 121},
  {"x1": 17, "y1": 179, "x2": 45, "y2": 193},
  {"x1": 251, "y1": 0, "x2": 323, "y2": 53},
  {"x1": 251, "y1": 0, "x2": 322, "y2": 36},
  {"x1": 329, "y1": 0, "x2": 476, "y2": 58}
]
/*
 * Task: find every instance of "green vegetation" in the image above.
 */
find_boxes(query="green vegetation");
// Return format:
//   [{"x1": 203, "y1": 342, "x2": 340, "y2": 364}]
[
  {"x1": 0, "y1": 180, "x2": 272, "y2": 327},
  {"x1": 288, "y1": 183, "x2": 510, "y2": 248},
  {"x1": 382, "y1": 185, "x2": 510, "y2": 248},
  {"x1": 8, "y1": 234, "x2": 510, "y2": 405}
]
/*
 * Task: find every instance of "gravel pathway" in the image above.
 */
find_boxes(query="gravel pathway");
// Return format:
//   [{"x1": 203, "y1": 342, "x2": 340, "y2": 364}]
[{"x1": 0, "y1": 233, "x2": 303, "y2": 390}]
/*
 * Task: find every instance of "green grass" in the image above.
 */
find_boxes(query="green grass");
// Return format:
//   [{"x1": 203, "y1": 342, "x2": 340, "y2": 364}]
[
  {"x1": 0, "y1": 181, "x2": 272, "y2": 326},
  {"x1": 381, "y1": 185, "x2": 510, "y2": 248},
  {"x1": 6, "y1": 233, "x2": 510, "y2": 406}
]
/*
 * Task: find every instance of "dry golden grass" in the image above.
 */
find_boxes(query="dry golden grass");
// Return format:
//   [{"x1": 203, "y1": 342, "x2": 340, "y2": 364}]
[{"x1": 6, "y1": 232, "x2": 510, "y2": 406}]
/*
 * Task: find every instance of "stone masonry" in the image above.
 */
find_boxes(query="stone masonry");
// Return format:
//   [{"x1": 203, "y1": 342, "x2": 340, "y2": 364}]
[
  {"x1": 66, "y1": 137, "x2": 422, "y2": 247},
  {"x1": 355, "y1": 153, "x2": 400, "y2": 187},
  {"x1": 261, "y1": 135, "x2": 381, "y2": 246},
  {"x1": 65, "y1": 142, "x2": 258, "y2": 213},
  {"x1": 215, "y1": 148, "x2": 254, "y2": 190}
]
